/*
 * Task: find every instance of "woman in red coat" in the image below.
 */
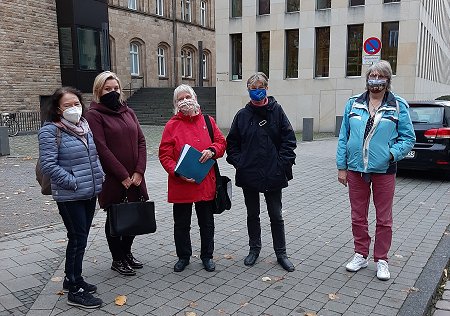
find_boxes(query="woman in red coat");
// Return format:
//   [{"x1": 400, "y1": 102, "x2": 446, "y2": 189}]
[
  {"x1": 159, "y1": 84, "x2": 226, "y2": 272},
  {"x1": 85, "y1": 71, "x2": 148, "y2": 277}
]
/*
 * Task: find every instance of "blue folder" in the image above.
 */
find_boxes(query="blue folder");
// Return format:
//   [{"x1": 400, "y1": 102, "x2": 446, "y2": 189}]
[{"x1": 174, "y1": 144, "x2": 215, "y2": 184}]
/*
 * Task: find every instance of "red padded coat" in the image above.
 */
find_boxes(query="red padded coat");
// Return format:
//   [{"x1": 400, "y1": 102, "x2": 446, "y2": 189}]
[{"x1": 159, "y1": 112, "x2": 226, "y2": 203}]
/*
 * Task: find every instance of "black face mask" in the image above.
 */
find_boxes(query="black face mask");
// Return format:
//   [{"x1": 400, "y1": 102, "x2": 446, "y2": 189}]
[{"x1": 100, "y1": 91, "x2": 121, "y2": 111}]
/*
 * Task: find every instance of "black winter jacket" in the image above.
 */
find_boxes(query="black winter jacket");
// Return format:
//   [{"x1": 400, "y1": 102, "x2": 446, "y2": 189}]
[{"x1": 226, "y1": 96, "x2": 297, "y2": 192}]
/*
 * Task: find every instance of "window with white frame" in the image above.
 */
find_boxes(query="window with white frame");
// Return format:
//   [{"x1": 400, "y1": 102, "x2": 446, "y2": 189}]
[
  {"x1": 181, "y1": 49, "x2": 193, "y2": 78},
  {"x1": 200, "y1": 1, "x2": 207, "y2": 27},
  {"x1": 181, "y1": 0, "x2": 191, "y2": 22},
  {"x1": 202, "y1": 53, "x2": 207, "y2": 79},
  {"x1": 350, "y1": 0, "x2": 365, "y2": 6},
  {"x1": 128, "y1": 0, "x2": 137, "y2": 10},
  {"x1": 130, "y1": 43, "x2": 140, "y2": 75},
  {"x1": 158, "y1": 47, "x2": 166, "y2": 77},
  {"x1": 156, "y1": 0, "x2": 164, "y2": 16}
]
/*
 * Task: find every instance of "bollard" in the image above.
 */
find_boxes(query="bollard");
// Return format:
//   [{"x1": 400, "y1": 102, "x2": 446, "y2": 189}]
[
  {"x1": 335, "y1": 115, "x2": 343, "y2": 137},
  {"x1": 0, "y1": 126, "x2": 10, "y2": 156},
  {"x1": 302, "y1": 117, "x2": 313, "y2": 142}
]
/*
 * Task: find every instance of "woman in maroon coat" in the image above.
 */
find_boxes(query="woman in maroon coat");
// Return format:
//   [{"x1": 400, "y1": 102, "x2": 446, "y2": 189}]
[{"x1": 85, "y1": 71, "x2": 148, "y2": 276}]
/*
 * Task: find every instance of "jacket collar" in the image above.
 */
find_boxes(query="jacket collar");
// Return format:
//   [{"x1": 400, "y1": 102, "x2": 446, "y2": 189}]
[
  {"x1": 354, "y1": 91, "x2": 397, "y2": 110},
  {"x1": 174, "y1": 109, "x2": 203, "y2": 121},
  {"x1": 245, "y1": 96, "x2": 277, "y2": 112},
  {"x1": 89, "y1": 101, "x2": 129, "y2": 115}
]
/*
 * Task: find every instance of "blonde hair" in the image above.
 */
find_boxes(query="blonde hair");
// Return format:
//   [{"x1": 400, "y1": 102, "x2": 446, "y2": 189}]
[
  {"x1": 92, "y1": 71, "x2": 126, "y2": 104},
  {"x1": 172, "y1": 84, "x2": 198, "y2": 114}
]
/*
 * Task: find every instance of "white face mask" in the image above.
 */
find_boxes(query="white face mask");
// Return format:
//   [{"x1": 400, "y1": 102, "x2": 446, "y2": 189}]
[
  {"x1": 61, "y1": 106, "x2": 82, "y2": 124},
  {"x1": 177, "y1": 98, "x2": 199, "y2": 115}
]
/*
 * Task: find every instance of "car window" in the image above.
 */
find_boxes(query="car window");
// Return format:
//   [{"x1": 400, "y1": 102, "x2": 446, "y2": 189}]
[{"x1": 409, "y1": 107, "x2": 444, "y2": 124}]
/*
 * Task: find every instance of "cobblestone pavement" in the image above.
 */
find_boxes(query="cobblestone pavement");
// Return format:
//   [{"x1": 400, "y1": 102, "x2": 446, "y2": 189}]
[{"x1": 0, "y1": 133, "x2": 449, "y2": 315}]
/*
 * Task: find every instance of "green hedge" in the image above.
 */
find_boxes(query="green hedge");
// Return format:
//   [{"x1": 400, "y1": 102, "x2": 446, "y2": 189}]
[{"x1": 436, "y1": 95, "x2": 450, "y2": 101}]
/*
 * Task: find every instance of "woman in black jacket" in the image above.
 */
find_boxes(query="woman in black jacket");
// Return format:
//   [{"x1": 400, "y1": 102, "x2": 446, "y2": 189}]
[{"x1": 226, "y1": 72, "x2": 297, "y2": 272}]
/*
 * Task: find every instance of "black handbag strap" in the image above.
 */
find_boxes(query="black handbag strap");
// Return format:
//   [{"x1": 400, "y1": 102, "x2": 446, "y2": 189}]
[
  {"x1": 253, "y1": 111, "x2": 280, "y2": 151},
  {"x1": 121, "y1": 186, "x2": 146, "y2": 202},
  {"x1": 203, "y1": 115, "x2": 221, "y2": 178}
]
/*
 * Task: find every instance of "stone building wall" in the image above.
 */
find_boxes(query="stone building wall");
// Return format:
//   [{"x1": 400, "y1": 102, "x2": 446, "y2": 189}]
[{"x1": 0, "y1": 0, "x2": 61, "y2": 112}]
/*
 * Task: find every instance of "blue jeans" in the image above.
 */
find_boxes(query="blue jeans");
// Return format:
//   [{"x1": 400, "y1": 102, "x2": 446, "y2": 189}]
[
  {"x1": 243, "y1": 189, "x2": 287, "y2": 257},
  {"x1": 57, "y1": 197, "x2": 96, "y2": 288}
]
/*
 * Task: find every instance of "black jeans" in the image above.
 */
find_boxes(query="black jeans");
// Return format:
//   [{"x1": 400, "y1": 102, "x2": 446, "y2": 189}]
[
  {"x1": 242, "y1": 189, "x2": 287, "y2": 257},
  {"x1": 105, "y1": 211, "x2": 135, "y2": 261},
  {"x1": 57, "y1": 197, "x2": 96, "y2": 287},
  {"x1": 173, "y1": 201, "x2": 214, "y2": 260}
]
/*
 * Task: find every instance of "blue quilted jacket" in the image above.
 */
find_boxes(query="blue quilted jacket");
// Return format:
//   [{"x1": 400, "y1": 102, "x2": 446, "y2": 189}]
[{"x1": 38, "y1": 122, "x2": 104, "y2": 202}]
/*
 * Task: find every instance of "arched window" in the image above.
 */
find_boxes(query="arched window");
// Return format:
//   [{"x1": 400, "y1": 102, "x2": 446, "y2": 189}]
[
  {"x1": 130, "y1": 43, "x2": 140, "y2": 75},
  {"x1": 202, "y1": 53, "x2": 207, "y2": 80},
  {"x1": 200, "y1": 1, "x2": 207, "y2": 27},
  {"x1": 181, "y1": 0, "x2": 191, "y2": 22},
  {"x1": 128, "y1": 0, "x2": 137, "y2": 10},
  {"x1": 181, "y1": 48, "x2": 193, "y2": 78},
  {"x1": 156, "y1": 0, "x2": 164, "y2": 16},
  {"x1": 158, "y1": 47, "x2": 166, "y2": 77}
]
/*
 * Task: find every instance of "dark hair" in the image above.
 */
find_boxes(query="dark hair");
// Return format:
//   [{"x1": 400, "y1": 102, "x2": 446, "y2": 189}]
[{"x1": 47, "y1": 87, "x2": 85, "y2": 122}]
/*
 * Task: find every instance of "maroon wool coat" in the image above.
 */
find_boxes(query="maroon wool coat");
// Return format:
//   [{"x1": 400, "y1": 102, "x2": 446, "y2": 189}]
[{"x1": 85, "y1": 102, "x2": 149, "y2": 209}]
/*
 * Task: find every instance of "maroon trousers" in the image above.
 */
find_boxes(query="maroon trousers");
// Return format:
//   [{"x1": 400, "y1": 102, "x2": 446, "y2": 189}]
[{"x1": 347, "y1": 171, "x2": 396, "y2": 262}]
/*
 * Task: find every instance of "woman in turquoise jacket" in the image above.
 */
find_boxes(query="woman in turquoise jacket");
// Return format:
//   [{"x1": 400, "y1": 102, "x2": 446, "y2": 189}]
[{"x1": 336, "y1": 60, "x2": 415, "y2": 281}]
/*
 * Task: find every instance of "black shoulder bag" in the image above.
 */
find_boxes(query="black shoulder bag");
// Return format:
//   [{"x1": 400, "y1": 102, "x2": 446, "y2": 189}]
[{"x1": 203, "y1": 115, "x2": 232, "y2": 214}]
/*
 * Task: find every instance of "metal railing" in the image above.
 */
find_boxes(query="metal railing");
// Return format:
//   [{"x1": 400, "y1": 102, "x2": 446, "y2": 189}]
[{"x1": 0, "y1": 111, "x2": 41, "y2": 135}]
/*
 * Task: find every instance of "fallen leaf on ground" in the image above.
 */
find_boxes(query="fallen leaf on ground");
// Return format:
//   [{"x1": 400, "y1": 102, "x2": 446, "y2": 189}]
[
  {"x1": 274, "y1": 276, "x2": 285, "y2": 282},
  {"x1": 402, "y1": 287, "x2": 419, "y2": 293},
  {"x1": 261, "y1": 276, "x2": 271, "y2": 282},
  {"x1": 328, "y1": 293, "x2": 338, "y2": 300},
  {"x1": 223, "y1": 254, "x2": 234, "y2": 260},
  {"x1": 394, "y1": 254, "x2": 403, "y2": 258},
  {"x1": 56, "y1": 290, "x2": 64, "y2": 295},
  {"x1": 185, "y1": 312, "x2": 196, "y2": 316},
  {"x1": 305, "y1": 312, "x2": 317, "y2": 316},
  {"x1": 189, "y1": 302, "x2": 198, "y2": 308},
  {"x1": 51, "y1": 276, "x2": 63, "y2": 282},
  {"x1": 56, "y1": 239, "x2": 66, "y2": 243},
  {"x1": 115, "y1": 295, "x2": 127, "y2": 306},
  {"x1": 21, "y1": 247, "x2": 29, "y2": 252},
  {"x1": 240, "y1": 302, "x2": 249, "y2": 307}
]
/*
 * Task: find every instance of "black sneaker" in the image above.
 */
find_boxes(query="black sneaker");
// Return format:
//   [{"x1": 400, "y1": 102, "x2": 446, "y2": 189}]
[
  {"x1": 67, "y1": 288, "x2": 102, "y2": 309},
  {"x1": 63, "y1": 278, "x2": 97, "y2": 294}
]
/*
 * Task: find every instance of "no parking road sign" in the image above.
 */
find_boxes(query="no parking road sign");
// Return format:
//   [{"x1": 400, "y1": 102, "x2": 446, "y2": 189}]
[{"x1": 363, "y1": 37, "x2": 382, "y2": 55}]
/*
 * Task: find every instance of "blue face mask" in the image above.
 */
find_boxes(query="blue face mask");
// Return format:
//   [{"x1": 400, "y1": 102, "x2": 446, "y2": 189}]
[{"x1": 248, "y1": 88, "x2": 267, "y2": 101}]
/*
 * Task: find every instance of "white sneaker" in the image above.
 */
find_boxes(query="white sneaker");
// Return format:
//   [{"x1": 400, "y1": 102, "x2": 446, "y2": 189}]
[
  {"x1": 377, "y1": 260, "x2": 390, "y2": 280},
  {"x1": 346, "y1": 253, "x2": 368, "y2": 272}
]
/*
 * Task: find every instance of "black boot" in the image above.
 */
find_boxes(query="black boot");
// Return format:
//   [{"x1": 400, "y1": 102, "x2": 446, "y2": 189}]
[
  {"x1": 111, "y1": 260, "x2": 136, "y2": 276},
  {"x1": 277, "y1": 255, "x2": 295, "y2": 272},
  {"x1": 244, "y1": 252, "x2": 259, "y2": 266},
  {"x1": 125, "y1": 253, "x2": 143, "y2": 269}
]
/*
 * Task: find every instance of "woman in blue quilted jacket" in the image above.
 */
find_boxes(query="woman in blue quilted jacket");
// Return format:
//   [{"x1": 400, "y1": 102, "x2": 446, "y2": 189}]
[{"x1": 38, "y1": 87, "x2": 104, "y2": 309}]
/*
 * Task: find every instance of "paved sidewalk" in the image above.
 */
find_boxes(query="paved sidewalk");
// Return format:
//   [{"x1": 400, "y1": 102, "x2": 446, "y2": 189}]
[{"x1": 0, "y1": 138, "x2": 449, "y2": 316}]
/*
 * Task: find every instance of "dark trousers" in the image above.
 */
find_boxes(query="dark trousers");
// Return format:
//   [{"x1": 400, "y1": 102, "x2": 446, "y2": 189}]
[
  {"x1": 173, "y1": 201, "x2": 214, "y2": 260},
  {"x1": 57, "y1": 197, "x2": 96, "y2": 287},
  {"x1": 243, "y1": 188, "x2": 287, "y2": 257},
  {"x1": 105, "y1": 212, "x2": 135, "y2": 261}
]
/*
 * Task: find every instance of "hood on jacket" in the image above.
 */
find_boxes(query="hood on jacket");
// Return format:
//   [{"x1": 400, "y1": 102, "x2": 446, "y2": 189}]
[{"x1": 89, "y1": 101, "x2": 129, "y2": 115}]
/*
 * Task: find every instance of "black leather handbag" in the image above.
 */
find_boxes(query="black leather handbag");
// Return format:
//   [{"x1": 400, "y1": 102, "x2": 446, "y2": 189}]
[
  {"x1": 108, "y1": 190, "x2": 156, "y2": 236},
  {"x1": 203, "y1": 115, "x2": 232, "y2": 214}
]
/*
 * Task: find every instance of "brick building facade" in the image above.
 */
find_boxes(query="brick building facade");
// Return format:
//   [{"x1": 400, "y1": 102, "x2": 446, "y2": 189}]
[
  {"x1": 0, "y1": 0, "x2": 61, "y2": 112},
  {"x1": 0, "y1": 0, "x2": 215, "y2": 112}
]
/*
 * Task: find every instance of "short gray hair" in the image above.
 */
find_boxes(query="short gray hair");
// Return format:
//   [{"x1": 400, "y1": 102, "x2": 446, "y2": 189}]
[
  {"x1": 172, "y1": 84, "x2": 198, "y2": 114},
  {"x1": 246, "y1": 72, "x2": 269, "y2": 89},
  {"x1": 365, "y1": 60, "x2": 393, "y2": 91}
]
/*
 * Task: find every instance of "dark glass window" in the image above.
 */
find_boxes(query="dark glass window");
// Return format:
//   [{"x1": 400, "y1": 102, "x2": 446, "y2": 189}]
[
  {"x1": 258, "y1": 32, "x2": 270, "y2": 77},
  {"x1": 77, "y1": 27, "x2": 101, "y2": 71},
  {"x1": 317, "y1": 0, "x2": 331, "y2": 9},
  {"x1": 285, "y1": 30, "x2": 299, "y2": 78},
  {"x1": 258, "y1": 0, "x2": 270, "y2": 15},
  {"x1": 58, "y1": 27, "x2": 73, "y2": 68},
  {"x1": 381, "y1": 21, "x2": 399, "y2": 74},
  {"x1": 315, "y1": 27, "x2": 330, "y2": 78},
  {"x1": 384, "y1": 0, "x2": 400, "y2": 3},
  {"x1": 231, "y1": 34, "x2": 242, "y2": 80},
  {"x1": 231, "y1": 0, "x2": 242, "y2": 17},
  {"x1": 350, "y1": 0, "x2": 365, "y2": 6},
  {"x1": 346, "y1": 24, "x2": 364, "y2": 77},
  {"x1": 287, "y1": 0, "x2": 300, "y2": 12}
]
